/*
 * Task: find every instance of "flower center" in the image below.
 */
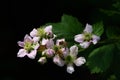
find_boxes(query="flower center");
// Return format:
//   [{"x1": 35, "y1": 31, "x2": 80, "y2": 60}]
[
  {"x1": 24, "y1": 42, "x2": 33, "y2": 52},
  {"x1": 65, "y1": 55, "x2": 74, "y2": 64},
  {"x1": 84, "y1": 33, "x2": 92, "y2": 41},
  {"x1": 37, "y1": 28, "x2": 53, "y2": 39},
  {"x1": 38, "y1": 28, "x2": 46, "y2": 39}
]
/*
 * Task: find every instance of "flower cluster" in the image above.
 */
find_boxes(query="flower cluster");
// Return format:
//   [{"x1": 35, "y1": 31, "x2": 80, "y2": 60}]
[{"x1": 17, "y1": 24, "x2": 100, "y2": 74}]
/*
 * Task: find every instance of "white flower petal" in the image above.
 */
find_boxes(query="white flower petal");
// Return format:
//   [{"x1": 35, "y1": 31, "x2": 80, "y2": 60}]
[
  {"x1": 44, "y1": 25, "x2": 52, "y2": 33},
  {"x1": 80, "y1": 41, "x2": 90, "y2": 48},
  {"x1": 61, "y1": 48, "x2": 69, "y2": 57},
  {"x1": 30, "y1": 28, "x2": 38, "y2": 37},
  {"x1": 17, "y1": 41, "x2": 24, "y2": 47},
  {"x1": 67, "y1": 64, "x2": 75, "y2": 74},
  {"x1": 92, "y1": 40, "x2": 98, "y2": 45},
  {"x1": 41, "y1": 38, "x2": 48, "y2": 45},
  {"x1": 53, "y1": 34, "x2": 57, "y2": 39},
  {"x1": 17, "y1": 49, "x2": 27, "y2": 57},
  {"x1": 84, "y1": 23, "x2": 93, "y2": 33},
  {"x1": 92, "y1": 35, "x2": 100, "y2": 44},
  {"x1": 33, "y1": 37, "x2": 40, "y2": 43},
  {"x1": 33, "y1": 43, "x2": 40, "y2": 49},
  {"x1": 74, "y1": 57, "x2": 86, "y2": 66},
  {"x1": 56, "y1": 39, "x2": 65, "y2": 46},
  {"x1": 45, "y1": 49, "x2": 55, "y2": 57},
  {"x1": 24, "y1": 34, "x2": 29, "y2": 40},
  {"x1": 74, "y1": 34, "x2": 84, "y2": 43},
  {"x1": 24, "y1": 34, "x2": 33, "y2": 43},
  {"x1": 27, "y1": 50, "x2": 37, "y2": 59},
  {"x1": 38, "y1": 57, "x2": 47, "y2": 64},
  {"x1": 70, "y1": 45, "x2": 78, "y2": 56},
  {"x1": 46, "y1": 39, "x2": 54, "y2": 48},
  {"x1": 53, "y1": 55, "x2": 65, "y2": 67}
]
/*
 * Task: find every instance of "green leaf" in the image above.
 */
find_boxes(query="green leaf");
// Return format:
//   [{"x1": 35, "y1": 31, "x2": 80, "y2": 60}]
[
  {"x1": 107, "y1": 75, "x2": 117, "y2": 80},
  {"x1": 86, "y1": 44, "x2": 114, "y2": 73},
  {"x1": 92, "y1": 21, "x2": 104, "y2": 36},
  {"x1": 110, "y1": 44, "x2": 120, "y2": 79},
  {"x1": 100, "y1": 9, "x2": 120, "y2": 16},
  {"x1": 61, "y1": 14, "x2": 83, "y2": 34},
  {"x1": 47, "y1": 14, "x2": 83, "y2": 46},
  {"x1": 106, "y1": 26, "x2": 120, "y2": 38},
  {"x1": 116, "y1": 41, "x2": 120, "y2": 50},
  {"x1": 113, "y1": 55, "x2": 120, "y2": 80}
]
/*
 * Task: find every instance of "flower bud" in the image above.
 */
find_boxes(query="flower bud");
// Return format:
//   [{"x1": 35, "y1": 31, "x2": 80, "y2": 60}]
[
  {"x1": 38, "y1": 57, "x2": 47, "y2": 64},
  {"x1": 67, "y1": 64, "x2": 74, "y2": 74}
]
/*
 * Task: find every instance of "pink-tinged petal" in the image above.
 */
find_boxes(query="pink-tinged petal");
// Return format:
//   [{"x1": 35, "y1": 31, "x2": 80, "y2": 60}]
[
  {"x1": 38, "y1": 57, "x2": 47, "y2": 64},
  {"x1": 70, "y1": 45, "x2": 78, "y2": 56},
  {"x1": 67, "y1": 64, "x2": 74, "y2": 74},
  {"x1": 41, "y1": 38, "x2": 49, "y2": 45},
  {"x1": 45, "y1": 49, "x2": 55, "y2": 57},
  {"x1": 46, "y1": 39, "x2": 54, "y2": 48},
  {"x1": 24, "y1": 34, "x2": 33, "y2": 43},
  {"x1": 27, "y1": 50, "x2": 37, "y2": 59},
  {"x1": 92, "y1": 39, "x2": 98, "y2": 45},
  {"x1": 53, "y1": 34, "x2": 57, "y2": 39},
  {"x1": 17, "y1": 49, "x2": 27, "y2": 57},
  {"x1": 44, "y1": 25, "x2": 52, "y2": 33},
  {"x1": 56, "y1": 39, "x2": 65, "y2": 46},
  {"x1": 92, "y1": 35, "x2": 100, "y2": 44},
  {"x1": 53, "y1": 55, "x2": 65, "y2": 67},
  {"x1": 80, "y1": 41, "x2": 90, "y2": 48},
  {"x1": 74, "y1": 34, "x2": 84, "y2": 43},
  {"x1": 33, "y1": 37, "x2": 40, "y2": 43},
  {"x1": 30, "y1": 28, "x2": 38, "y2": 37},
  {"x1": 24, "y1": 34, "x2": 30, "y2": 40},
  {"x1": 33, "y1": 43, "x2": 40, "y2": 49},
  {"x1": 61, "y1": 48, "x2": 69, "y2": 57},
  {"x1": 17, "y1": 41, "x2": 24, "y2": 47},
  {"x1": 74, "y1": 57, "x2": 86, "y2": 66},
  {"x1": 84, "y1": 23, "x2": 93, "y2": 33}
]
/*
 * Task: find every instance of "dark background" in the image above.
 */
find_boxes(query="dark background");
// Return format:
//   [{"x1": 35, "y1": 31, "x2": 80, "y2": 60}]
[{"x1": 1, "y1": 0, "x2": 119, "y2": 80}]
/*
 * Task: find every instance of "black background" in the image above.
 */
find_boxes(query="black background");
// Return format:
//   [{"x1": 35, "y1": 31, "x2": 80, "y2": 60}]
[{"x1": 1, "y1": 0, "x2": 118, "y2": 80}]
